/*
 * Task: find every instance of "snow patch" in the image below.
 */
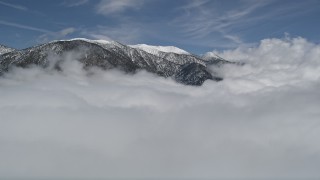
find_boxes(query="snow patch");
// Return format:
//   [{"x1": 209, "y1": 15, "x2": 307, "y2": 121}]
[
  {"x1": 0, "y1": 45, "x2": 15, "y2": 55},
  {"x1": 62, "y1": 38, "x2": 113, "y2": 45},
  {"x1": 130, "y1": 44, "x2": 190, "y2": 55}
]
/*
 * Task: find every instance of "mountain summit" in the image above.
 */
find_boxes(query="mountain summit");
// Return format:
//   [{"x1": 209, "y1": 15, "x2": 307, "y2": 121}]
[
  {"x1": 0, "y1": 39, "x2": 227, "y2": 85},
  {"x1": 0, "y1": 45, "x2": 15, "y2": 55}
]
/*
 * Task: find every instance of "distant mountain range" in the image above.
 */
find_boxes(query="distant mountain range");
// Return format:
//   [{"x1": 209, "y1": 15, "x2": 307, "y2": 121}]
[{"x1": 0, "y1": 38, "x2": 235, "y2": 85}]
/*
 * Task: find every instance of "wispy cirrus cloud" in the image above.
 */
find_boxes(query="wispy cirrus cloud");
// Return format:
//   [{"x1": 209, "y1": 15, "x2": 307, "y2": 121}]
[
  {"x1": 0, "y1": 0, "x2": 44, "y2": 15},
  {"x1": 0, "y1": 20, "x2": 76, "y2": 43},
  {"x1": 0, "y1": 0, "x2": 28, "y2": 11},
  {"x1": 174, "y1": 0, "x2": 271, "y2": 46},
  {"x1": 38, "y1": 27, "x2": 76, "y2": 43},
  {"x1": 0, "y1": 20, "x2": 52, "y2": 33},
  {"x1": 61, "y1": 0, "x2": 89, "y2": 7},
  {"x1": 95, "y1": 0, "x2": 146, "y2": 16},
  {"x1": 80, "y1": 24, "x2": 141, "y2": 44},
  {"x1": 88, "y1": 0, "x2": 151, "y2": 44},
  {"x1": 173, "y1": 0, "x2": 320, "y2": 48}
]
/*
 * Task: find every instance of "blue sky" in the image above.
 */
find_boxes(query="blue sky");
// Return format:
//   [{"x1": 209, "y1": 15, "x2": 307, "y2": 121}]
[{"x1": 0, "y1": 0, "x2": 320, "y2": 54}]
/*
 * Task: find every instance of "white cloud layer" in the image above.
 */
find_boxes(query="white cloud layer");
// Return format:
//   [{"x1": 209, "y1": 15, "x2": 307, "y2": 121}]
[{"x1": 0, "y1": 37, "x2": 320, "y2": 179}]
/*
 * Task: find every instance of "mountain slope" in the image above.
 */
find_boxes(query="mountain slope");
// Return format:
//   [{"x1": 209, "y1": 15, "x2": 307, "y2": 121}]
[
  {"x1": 175, "y1": 63, "x2": 222, "y2": 86},
  {"x1": 203, "y1": 51, "x2": 245, "y2": 66},
  {"x1": 0, "y1": 39, "x2": 225, "y2": 85}
]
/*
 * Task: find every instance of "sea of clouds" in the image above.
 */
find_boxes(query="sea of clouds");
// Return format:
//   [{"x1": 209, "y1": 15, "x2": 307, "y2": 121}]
[{"x1": 0, "y1": 37, "x2": 320, "y2": 179}]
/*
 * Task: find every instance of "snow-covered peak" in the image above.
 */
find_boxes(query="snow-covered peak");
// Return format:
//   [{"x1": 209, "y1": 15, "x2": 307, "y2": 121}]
[
  {"x1": 202, "y1": 51, "x2": 224, "y2": 60},
  {"x1": 0, "y1": 45, "x2": 15, "y2": 55},
  {"x1": 130, "y1": 44, "x2": 190, "y2": 55},
  {"x1": 60, "y1": 38, "x2": 113, "y2": 45},
  {"x1": 54, "y1": 39, "x2": 190, "y2": 56}
]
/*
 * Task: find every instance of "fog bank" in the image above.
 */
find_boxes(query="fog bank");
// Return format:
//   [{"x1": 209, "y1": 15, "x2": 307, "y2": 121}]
[{"x1": 1, "y1": 37, "x2": 320, "y2": 179}]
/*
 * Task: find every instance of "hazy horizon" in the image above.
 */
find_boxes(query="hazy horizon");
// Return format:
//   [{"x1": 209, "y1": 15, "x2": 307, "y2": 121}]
[{"x1": 1, "y1": 36, "x2": 320, "y2": 179}]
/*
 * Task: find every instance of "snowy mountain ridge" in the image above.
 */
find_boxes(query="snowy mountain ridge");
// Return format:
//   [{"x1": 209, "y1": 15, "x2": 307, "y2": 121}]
[
  {"x1": 62, "y1": 38, "x2": 191, "y2": 56},
  {"x1": 0, "y1": 39, "x2": 229, "y2": 85},
  {"x1": 130, "y1": 44, "x2": 190, "y2": 56},
  {"x1": 60, "y1": 38, "x2": 114, "y2": 45}
]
